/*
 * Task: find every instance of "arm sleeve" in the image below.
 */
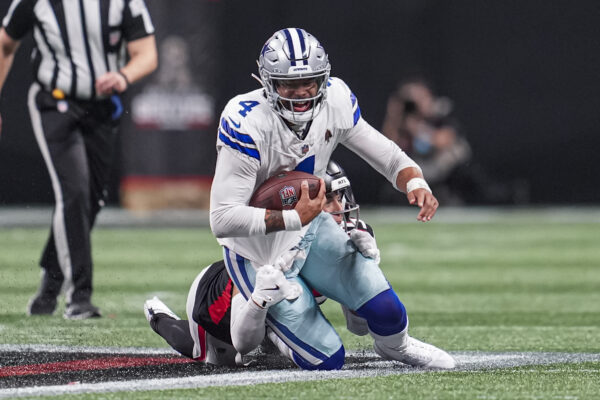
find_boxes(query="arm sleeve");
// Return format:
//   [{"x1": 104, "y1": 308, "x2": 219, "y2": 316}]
[
  {"x1": 230, "y1": 293, "x2": 267, "y2": 355},
  {"x1": 2, "y1": 0, "x2": 35, "y2": 40},
  {"x1": 122, "y1": 0, "x2": 154, "y2": 41},
  {"x1": 209, "y1": 148, "x2": 267, "y2": 238},
  {"x1": 341, "y1": 118, "x2": 421, "y2": 191}
]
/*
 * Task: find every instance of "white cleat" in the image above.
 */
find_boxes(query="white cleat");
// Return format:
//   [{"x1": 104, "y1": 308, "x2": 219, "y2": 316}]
[
  {"x1": 374, "y1": 335, "x2": 456, "y2": 369},
  {"x1": 143, "y1": 296, "x2": 180, "y2": 323}
]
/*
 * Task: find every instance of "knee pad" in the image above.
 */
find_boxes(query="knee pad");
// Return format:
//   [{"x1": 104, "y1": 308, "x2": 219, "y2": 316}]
[
  {"x1": 292, "y1": 345, "x2": 345, "y2": 370},
  {"x1": 356, "y1": 289, "x2": 408, "y2": 336}
]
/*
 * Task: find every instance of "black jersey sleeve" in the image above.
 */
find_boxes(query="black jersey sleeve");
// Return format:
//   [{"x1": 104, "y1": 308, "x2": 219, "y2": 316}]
[
  {"x1": 2, "y1": 0, "x2": 36, "y2": 40},
  {"x1": 122, "y1": 0, "x2": 154, "y2": 41},
  {"x1": 356, "y1": 219, "x2": 375, "y2": 238}
]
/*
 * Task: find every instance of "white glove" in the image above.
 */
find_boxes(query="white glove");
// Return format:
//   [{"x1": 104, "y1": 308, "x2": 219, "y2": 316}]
[
  {"x1": 274, "y1": 248, "x2": 306, "y2": 272},
  {"x1": 251, "y1": 265, "x2": 303, "y2": 308},
  {"x1": 349, "y1": 229, "x2": 381, "y2": 264}
]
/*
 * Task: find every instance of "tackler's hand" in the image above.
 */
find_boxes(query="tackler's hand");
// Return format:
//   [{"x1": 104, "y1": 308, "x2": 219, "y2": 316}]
[
  {"x1": 251, "y1": 265, "x2": 303, "y2": 309},
  {"x1": 274, "y1": 248, "x2": 306, "y2": 272},
  {"x1": 350, "y1": 229, "x2": 381, "y2": 264}
]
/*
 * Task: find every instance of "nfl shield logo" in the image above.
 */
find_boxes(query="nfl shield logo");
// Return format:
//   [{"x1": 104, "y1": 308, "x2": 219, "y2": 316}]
[
  {"x1": 302, "y1": 144, "x2": 309, "y2": 155},
  {"x1": 279, "y1": 186, "x2": 298, "y2": 207},
  {"x1": 56, "y1": 100, "x2": 69, "y2": 113}
]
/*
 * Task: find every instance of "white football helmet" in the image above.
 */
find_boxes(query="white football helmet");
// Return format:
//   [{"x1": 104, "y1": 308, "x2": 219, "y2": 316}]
[
  {"x1": 324, "y1": 160, "x2": 360, "y2": 231},
  {"x1": 257, "y1": 28, "x2": 331, "y2": 124}
]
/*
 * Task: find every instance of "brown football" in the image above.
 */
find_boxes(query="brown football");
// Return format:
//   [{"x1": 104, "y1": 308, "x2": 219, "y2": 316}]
[{"x1": 249, "y1": 171, "x2": 321, "y2": 210}]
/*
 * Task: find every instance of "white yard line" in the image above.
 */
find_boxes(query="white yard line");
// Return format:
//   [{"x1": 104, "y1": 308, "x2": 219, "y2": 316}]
[
  {"x1": 1, "y1": 347, "x2": 599, "y2": 399},
  {"x1": 0, "y1": 343, "x2": 178, "y2": 356}
]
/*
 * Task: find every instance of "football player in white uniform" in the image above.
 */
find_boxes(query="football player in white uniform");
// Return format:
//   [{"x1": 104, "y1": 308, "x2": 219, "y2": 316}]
[
  {"x1": 144, "y1": 161, "x2": 379, "y2": 366},
  {"x1": 210, "y1": 28, "x2": 454, "y2": 370}
]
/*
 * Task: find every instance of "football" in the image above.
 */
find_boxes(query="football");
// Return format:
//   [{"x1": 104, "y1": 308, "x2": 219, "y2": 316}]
[{"x1": 249, "y1": 171, "x2": 321, "y2": 210}]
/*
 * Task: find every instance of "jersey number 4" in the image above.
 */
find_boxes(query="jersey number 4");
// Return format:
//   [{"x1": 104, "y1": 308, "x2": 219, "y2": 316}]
[{"x1": 238, "y1": 101, "x2": 259, "y2": 117}]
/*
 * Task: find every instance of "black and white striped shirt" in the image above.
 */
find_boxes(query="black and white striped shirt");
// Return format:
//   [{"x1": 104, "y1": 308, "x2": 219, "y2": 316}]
[{"x1": 2, "y1": 0, "x2": 154, "y2": 100}]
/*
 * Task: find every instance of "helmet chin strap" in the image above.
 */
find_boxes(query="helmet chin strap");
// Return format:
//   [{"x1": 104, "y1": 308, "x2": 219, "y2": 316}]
[{"x1": 251, "y1": 72, "x2": 262, "y2": 86}]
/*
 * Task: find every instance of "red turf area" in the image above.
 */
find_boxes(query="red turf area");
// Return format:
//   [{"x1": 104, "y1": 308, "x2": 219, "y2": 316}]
[{"x1": 0, "y1": 355, "x2": 192, "y2": 377}]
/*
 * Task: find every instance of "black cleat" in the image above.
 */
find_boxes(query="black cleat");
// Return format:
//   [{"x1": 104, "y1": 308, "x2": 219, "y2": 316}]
[
  {"x1": 27, "y1": 295, "x2": 57, "y2": 315},
  {"x1": 28, "y1": 270, "x2": 62, "y2": 316}
]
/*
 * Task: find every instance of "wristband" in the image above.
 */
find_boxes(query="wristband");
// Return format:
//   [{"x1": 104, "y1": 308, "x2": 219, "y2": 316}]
[
  {"x1": 118, "y1": 71, "x2": 130, "y2": 88},
  {"x1": 282, "y1": 209, "x2": 302, "y2": 231},
  {"x1": 406, "y1": 177, "x2": 431, "y2": 193}
]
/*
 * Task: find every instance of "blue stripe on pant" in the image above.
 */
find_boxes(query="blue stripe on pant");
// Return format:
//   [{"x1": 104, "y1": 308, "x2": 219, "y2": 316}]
[{"x1": 223, "y1": 246, "x2": 344, "y2": 369}]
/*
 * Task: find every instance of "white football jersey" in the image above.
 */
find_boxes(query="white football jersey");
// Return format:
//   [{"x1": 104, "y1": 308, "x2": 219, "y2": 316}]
[{"x1": 210, "y1": 77, "x2": 419, "y2": 266}]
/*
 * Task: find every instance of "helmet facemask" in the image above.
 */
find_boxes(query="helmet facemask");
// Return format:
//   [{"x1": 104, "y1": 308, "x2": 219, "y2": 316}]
[
  {"x1": 270, "y1": 74, "x2": 329, "y2": 124},
  {"x1": 326, "y1": 185, "x2": 360, "y2": 232}
]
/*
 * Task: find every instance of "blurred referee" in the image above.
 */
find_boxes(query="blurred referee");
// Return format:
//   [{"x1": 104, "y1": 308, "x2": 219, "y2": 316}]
[{"x1": 0, "y1": 0, "x2": 157, "y2": 319}]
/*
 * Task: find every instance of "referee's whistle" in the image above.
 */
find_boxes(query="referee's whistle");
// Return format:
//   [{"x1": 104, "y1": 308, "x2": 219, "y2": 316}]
[{"x1": 52, "y1": 88, "x2": 65, "y2": 100}]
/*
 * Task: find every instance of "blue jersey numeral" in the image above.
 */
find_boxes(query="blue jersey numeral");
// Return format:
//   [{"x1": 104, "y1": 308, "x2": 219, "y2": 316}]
[{"x1": 238, "y1": 100, "x2": 259, "y2": 117}]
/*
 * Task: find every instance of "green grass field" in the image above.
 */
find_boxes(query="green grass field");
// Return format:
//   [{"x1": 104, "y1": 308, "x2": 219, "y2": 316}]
[{"x1": 1, "y1": 208, "x2": 599, "y2": 399}]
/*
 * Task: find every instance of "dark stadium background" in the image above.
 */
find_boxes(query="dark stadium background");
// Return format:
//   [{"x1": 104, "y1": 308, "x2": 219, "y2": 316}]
[{"x1": 1, "y1": 0, "x2": 598, "y2": 206}]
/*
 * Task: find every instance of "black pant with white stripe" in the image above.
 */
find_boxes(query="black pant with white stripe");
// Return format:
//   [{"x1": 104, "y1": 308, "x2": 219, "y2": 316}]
[{"x1": 29, "y1": 83, "x2": 120, "y2": 306}]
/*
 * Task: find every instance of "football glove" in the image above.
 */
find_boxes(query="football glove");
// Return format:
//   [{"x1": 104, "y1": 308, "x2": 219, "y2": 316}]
[
  {"x1": 251, "y1": 265, "x2": 302, "y2": 308},
  {"x1": 350, "y1": 229, "x2": 381, "y2": 264},
  {"x1": 274, "y1": 247, "x2": 306, "y2": 272}
]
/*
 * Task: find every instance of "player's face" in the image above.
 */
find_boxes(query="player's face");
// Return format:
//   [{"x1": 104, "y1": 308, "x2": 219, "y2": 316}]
[
  {"x1": 275, "y1": 78, "x2": 319, "y2": 112},
  {"x1": 323, "y1": 191, "x2": 344, "y2": 224}
]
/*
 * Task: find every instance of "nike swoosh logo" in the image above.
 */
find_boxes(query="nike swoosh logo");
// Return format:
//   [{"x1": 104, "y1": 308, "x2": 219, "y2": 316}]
[
  {"x1": 262, "y1": 285, "x2": 280, "y2": 291},
  {"x1": 229, "y1": 117, "x2": 241, "y2": 128}
]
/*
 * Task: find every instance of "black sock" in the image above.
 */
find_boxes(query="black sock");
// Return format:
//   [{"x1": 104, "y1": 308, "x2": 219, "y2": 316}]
[{"x1": 153, "y1": 315, "x2": 195, "y2": 359}]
